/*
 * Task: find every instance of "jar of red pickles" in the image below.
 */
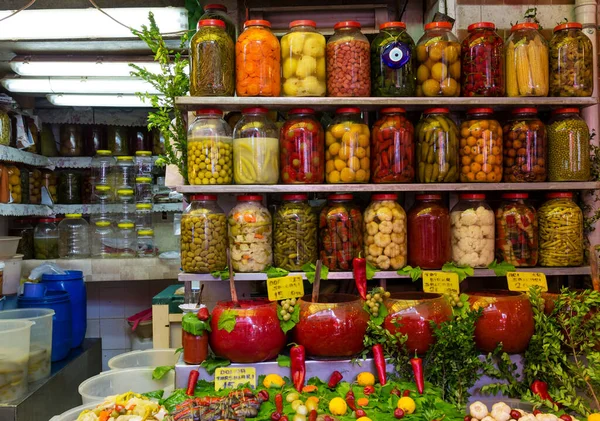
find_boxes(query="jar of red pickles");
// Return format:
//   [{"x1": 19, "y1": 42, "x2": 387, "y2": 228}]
[
  {"x1": 364, "y1": 194, "x2": 407, "y2": 270},
  {"x1": 407, "y1": 194, "x2": 450, "y2": 269},
  {"x1": 371, "y1": 108, "x2": 414, "y2": 183},
  {"x1": 319, "y1": 194, "x2": 363, "y2": 271},
  {"x1": 495, "y1": 193, "x2": 538, "y2": 267},
  {"x1": 502, "y1": 108, "x2": 547, "y2": 182},
  {"x1": 459, "y1": 108, "x2": 503, "y2": 183},
  {"x1": 280, "y1": 108, "x2": 324, "y2": 184},
  {"x1": 461, "y1": 22, "x2": 504, "y2": 97}
]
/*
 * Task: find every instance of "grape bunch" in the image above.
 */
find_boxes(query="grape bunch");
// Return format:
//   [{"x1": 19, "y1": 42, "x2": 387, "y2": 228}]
[
  {"x1": 365, "y1": 288, "x2": 390, "y2": 318},
  {"x1": 279, "y1": 298, "x2": 297, "y2": 321}
]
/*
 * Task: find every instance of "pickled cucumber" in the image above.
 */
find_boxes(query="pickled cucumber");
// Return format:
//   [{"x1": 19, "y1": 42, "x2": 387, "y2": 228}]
[{"x1": 274, "y1": 198, "x2": 317, "y2": 271}]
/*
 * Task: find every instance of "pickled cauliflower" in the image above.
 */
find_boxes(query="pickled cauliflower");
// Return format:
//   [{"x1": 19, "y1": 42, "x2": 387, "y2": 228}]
[
  {"x1": 451, "y1": 205, "x2": 495, "y2": 267},
  {"x1": 228, "y1": 201, "x2": 273, "y2": 272},
  {"x1": 468, "y1": 401, "x2": 577, "y2": 421},
  {"x1": 364, "y1": 197, "x2": 407, "y2": 270}
]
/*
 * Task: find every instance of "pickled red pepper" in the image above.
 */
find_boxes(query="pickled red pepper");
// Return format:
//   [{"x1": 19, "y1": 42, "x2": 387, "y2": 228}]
[
  {"x1": 371, "y1": 108, "x2": 414, "y2": 183},
  {"x1": 461, "y1": 22, "x2": 504, "y2": 97},
  {"x1": 495, "y1": 193, "x2": 538, "y2": 267},
  {"x1": 290, "y1": 344, "x2": 306, "y2": 392}
]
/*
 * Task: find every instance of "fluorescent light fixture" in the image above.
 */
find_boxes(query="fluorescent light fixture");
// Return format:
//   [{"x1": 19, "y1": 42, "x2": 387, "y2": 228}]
[
  {"x1": 0, "y1": 7, "x2": 187, "y2": 40},
  {"x1": 2, "y1": 77, "x2": 160, "y2": 95},
  {"x1": 47, "y1": 94, "x2": 154, "y2": 107},
  {"x1": 10, "y1": 58, "x2": 163, "y2": 77}
]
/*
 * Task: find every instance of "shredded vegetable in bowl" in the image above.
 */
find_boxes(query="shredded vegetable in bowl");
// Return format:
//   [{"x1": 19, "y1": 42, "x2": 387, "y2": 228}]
[{"x1": 76, "y1": 392, "x2": 169, "y2": 421}]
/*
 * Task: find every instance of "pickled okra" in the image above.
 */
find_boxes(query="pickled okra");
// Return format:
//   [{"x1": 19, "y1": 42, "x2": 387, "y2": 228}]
[{"x1": 274, "y1": 195, "x2": 317, "y2": 270}]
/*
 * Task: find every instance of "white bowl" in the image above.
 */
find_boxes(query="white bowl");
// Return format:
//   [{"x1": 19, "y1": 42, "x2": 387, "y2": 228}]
[
  {"x1": 108, "y1": 349, "x2": 180, "y2": 370},
  {"x1": 49, "y1": 403, "x2": 96, "y2": 421},
  {"x1": 0, "y1": 237, "x2": 21, "y2": 256}
]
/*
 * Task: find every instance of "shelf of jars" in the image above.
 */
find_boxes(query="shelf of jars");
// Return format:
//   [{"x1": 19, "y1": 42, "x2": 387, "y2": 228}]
[{"x1": 0, "y1": 145, "x2": 51, "y2": 167}]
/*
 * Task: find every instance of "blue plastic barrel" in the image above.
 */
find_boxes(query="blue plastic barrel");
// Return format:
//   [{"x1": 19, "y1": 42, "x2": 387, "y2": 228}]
[
  {"x1": 18, "y1": 290, "x2": 72, "y2": 361},
  {"x1": 41, "y1": 270, "x2": 86, "y2": 348}
]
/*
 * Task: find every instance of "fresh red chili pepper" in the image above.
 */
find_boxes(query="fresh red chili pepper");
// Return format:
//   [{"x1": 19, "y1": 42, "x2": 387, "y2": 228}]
[
  {"x1": 291, "y1": 345, "x2": 306, "y2": 392},
  {"x1": 352, "y1": 255, "x2": 368, "y2": 300},
  {"x1": 197, "y1": 307, "x2": 210, "y2": 321},
  {"x1": 328, "y1": 370, "x2": 343, "y2": 388},
  {"x1": 510, "y1": 411, "x2": 521, "y2": 420},
  {"x1": 309, "y1": 410, "x2": 318, "y2": 421},
  {"x1": 257, "y1": 390, "x2": 269, "y2": 402},
  {"x1": 186, "y1": 369, "x2": 199, "y2": 395},
  {"x1": 403, "y1": 389, "x2": 411, "y2": 397},
  {"x1": 372, "y1": 344, "x2": 387, "y2": 386},
  {"x1": 271, "y1": 413, "x2": 282, "y2": 421},
  {"x1": 355, "y1": 409, "x2": 367, "y2": 418},
  {"x1": 560, "y1": 415, "x2": 572, "y2": 421},
  {"x1": 395, "y1": 408, "x2": 405, "y2": 419},
  {"x1": 346, "y1": 390, "x2": 357, "y2": 412},
  {"x1": 275, "y1": 393, "x2": 284, "y2": 413},
  {"x1": 531, "y1": 380, "x2": 554, "y2": 404},
  {"x1": 410, "y1": 353, "x2": 424, "y2": 394},
  {"x1": 390, "y1": 387, "x2": 401, "y2": 397},
  {"x1": 363, "y1": 386, "x2": 375, "y2": 395}
]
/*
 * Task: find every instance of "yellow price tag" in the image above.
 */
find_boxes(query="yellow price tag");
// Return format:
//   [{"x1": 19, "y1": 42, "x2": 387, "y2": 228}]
[
  {"x1": 267, "y1": 275, "x2": 304, "y2": 301},
  {"x1": 214, "y1": 367, "x2": 256, "y2": 391},
  {"x1": 422, "y1": 271, "x2": 460, "y2": 295},
  {"x1": 507, "y1": 272, "x2": 548, "y2": 292}
]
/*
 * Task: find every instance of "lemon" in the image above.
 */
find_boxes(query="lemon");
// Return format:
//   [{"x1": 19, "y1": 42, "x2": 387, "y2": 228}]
[
  {"x1": 356, "y1": 372, "x2": 375, "y2": 386},
  {"x1": 263, "y1": 373, "x2": 285, "y2": 388},
  {"x1": 397, "y1": 396, "x2": 416, "y2": 414},
  {"x1": 357, "y1": 418, "x2": 372, "y2": 421},
  {"x1": 282, "y1": 57, "x2": 299, "y2": 79},
  {"x1": 421, "y1": 79, "x2": 441, "y2": 97},
  {"x1": 329, "y1": 397, "x2": 347, "y2": 415},
  {"x1": 588, "y1": 414, "x2": 600, "y2": 421},
  {"x1": 416, "y1": 65, "x2": 430, "y2": 84},
  {"x1": 296, "y1": 56, "x2": 317, "y2": 78},
  {"x1": 431, "y1": 62, "x2": 448, "y2": 82},
  {"x1": 283, "y1": 78, "x2": 300, "y2": 96}
]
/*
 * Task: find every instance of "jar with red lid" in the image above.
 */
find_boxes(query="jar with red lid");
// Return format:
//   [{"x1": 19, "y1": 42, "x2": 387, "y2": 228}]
[
  {"x1": 505, "y1": 22, "x2": 548, "y2": 97},
  {"x1": 459, "y1": 108, "x2": 503, "y2": 182},
  {"x1": 461, "y1": 22, "x2": 504, "y2": 97},
  {"x1": 550, "y1": 22, "x2": 593, "y2": 97},
  {"x1": 236, "y1": 20, "x2": 280, "y2": 97},
  {"x1": 319, "y1": 194, "x2": 363, "y2": 271},
  {"x1": 364, "y1": 194, "x2": 406, "y2": 270},
  {"x1": 408, "y1": 194, "x2": 450, "y2": 269},
  {"x1": 274, "y1": 194, "x2": 317, "y2": 271},
  {"x1": 415, "y1": 108, "x2": 459, "y2": 183},
  {"x1": 496, "y1": 193, "x2": 538, "y2": 267},
  {"x1": 371, "y1": 108, "x2": 414, "y2": 183},
  {"x1": 326, "y1": 21, "x2": 371, "y2": 97},
  {"x1": 280, "y1": 108, "x2": 324, "y2": 184},
  {"x1": 199, "y1": 3, "x2": 236, "y2": 41},
  {"x1": 502, "y1": 108, "x2": 547, "y2": 182},
  {"x1": 415, "y1": 22, "x2": 461, "y2": 97}
]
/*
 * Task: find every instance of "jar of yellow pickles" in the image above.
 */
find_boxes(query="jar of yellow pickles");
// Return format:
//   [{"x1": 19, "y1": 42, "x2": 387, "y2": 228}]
[{"x1": 505, "y1": 23, "x2": 549, "y2": 97}]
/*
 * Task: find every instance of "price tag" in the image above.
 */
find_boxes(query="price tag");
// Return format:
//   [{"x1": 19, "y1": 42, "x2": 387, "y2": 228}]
[
  {"x1": 422, "y1": 271, "x2": 460, "y2": 295},
  {"x1": 214, "y1": 367, "x2": 256, "y2": 391},
  {"x1": 507, "y1": 272, "x2": 548, "y2": 292},
  {"x1": 267, "y1": 275, "x2": 304, "y2": 301}
]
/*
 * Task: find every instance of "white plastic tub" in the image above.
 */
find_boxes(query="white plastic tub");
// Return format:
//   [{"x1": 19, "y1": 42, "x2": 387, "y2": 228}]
[
  {"x1": 108, "y1": 349, "x2": 179, "y2": 370},
  {"x1": 0, "y1": 237, "x2": 21, "y2": 256},
  {"x1": 49, "y1": 402, "x2": 96, "y2": 421},
  {"x1": 78, "y1": 367, "x2": 174, "y2": 404},
  {"x1": 0, "y1": 254, "x2": 23, "y2": 295},
  {"x1": 0, "y1": 319, "x2": 33, "y2": 403}
]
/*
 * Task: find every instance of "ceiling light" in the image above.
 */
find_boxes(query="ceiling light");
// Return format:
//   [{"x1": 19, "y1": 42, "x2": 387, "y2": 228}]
[
  {"x1": 47, "y1": 94, "x2": 153, "y2": 107},
  {"x1": 10, "y1": 58, "x2": 163, "y2": 77},
  {"x1": 2, "y1": 77, "x2": 160, "y2": 95}
]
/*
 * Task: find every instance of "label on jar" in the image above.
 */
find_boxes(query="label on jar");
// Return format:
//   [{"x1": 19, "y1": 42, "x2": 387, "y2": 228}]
[
  {"x1": 267, "y1": 275, "x2": 304, "y2": 301},
  {"x1": 507, "y1": 272, "x2": 548, "y2": 292},
  {"x1": 422, "y1": 271, "x2": 460, "y2": 295},
  {"x1": 214, "y1": 367, "x2": 257, "y2": 390},
  {"x1": 382, "y1": 41, "x2": 411, "y2": 69}
]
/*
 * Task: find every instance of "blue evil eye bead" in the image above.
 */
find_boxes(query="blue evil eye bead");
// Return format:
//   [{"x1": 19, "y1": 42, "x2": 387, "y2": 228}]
[{"x1": 382, "y1": 41, "x2": 411, "y2": 69}]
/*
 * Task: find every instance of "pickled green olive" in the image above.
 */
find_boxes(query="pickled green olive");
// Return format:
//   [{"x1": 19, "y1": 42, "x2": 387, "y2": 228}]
[
  {"x1": 274, "y1": 195, "x2": 317, "y2": 271},
  {"x1": 181, "y1": 211, "x2": 227, "y2": 273}
]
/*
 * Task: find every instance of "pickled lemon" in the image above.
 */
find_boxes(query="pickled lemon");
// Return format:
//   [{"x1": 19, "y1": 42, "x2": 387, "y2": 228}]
[
  {"x1": 296, "y1": 55, "x2": 317, "y2": 78},
  {"x1": 431, "y1": 62, "x2": 448, "y2": 82},
  {"x1": 316, "y1": 57, "x2": 326, "y2": 80},
  {"x1": 303, "y1": 35, "x2": 325, "y2": 58},
  {"x1": 428, "y1": 44, "x2": 443, "y2": 61},
  {"x1": 441, "y1": 78, "x2": 459, "y2": 96},
  {"x1": 421, "y1": 79, "x2": 441, "y2": 96},
  {"x1": 442, "y1": 44, "x2": 460, "y2": 64},
  {"x1": 328, "y1": 170, "x2": 340, "y2": 183},
  {"x1": 282, "y1": 57, "x2": 299, "y2": 79},
  {"x1": 416, "y1": 65, "x2": 430, "y2": 83},
  {"x1": 340, "y1": 167, "x2": 355, "y2": 182},
  {"x1": 283, "y1": 78, "x2": 300, "y2": 96}
]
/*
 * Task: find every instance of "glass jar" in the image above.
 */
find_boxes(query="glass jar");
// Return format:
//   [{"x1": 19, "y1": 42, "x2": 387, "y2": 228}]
[
  {"x1": 114, "y1": 156, "x2": 135, "y2": 189},
  {"x1": 18, "y1": 168, "x2": 29, "y2": 205},
  {"x1": 407, "y1": 194, "x2": 451, "y2": 269},
  {"x1": 459, "y1": 108, "x2": 503, "y2": 182},
  {"x1": 116, "y1": 222, "x2": 136, "y2": 258},
  {"x1": 152, "y1": 129, "x2": 165, "y2": 156},
  {"x1": 228, "y1": 195, "x2": 272, "y2": 272},
  {"x1": 57, "y1": 170, "x2": 82, "y2": 204},
  {"x1": 319, "y1": 194, "x2": 363, "y2": 271},
  {"x1": 9, "y1": 219, "x2": 34, "y2": 260},
  {"x1": 91, "y1": 220, "x2": 115, "y2": 259},
  {"x1": 93, "y1": 185, "x2": 112, "y2": 205},
  {"x1": 547, "y1": 108, "x2": 590, "y2": 181},
  {"x1": 107, "y1": 126, "x2": 129, "y2": 156},
  {"x1": 137, "y1": 229, "x2": 155, "y2": 257},
  {"x1": 7, "y1": 165, "x2": 22, "y2": 204},
  {"x1": 135, "y1": 203, "x2": 153, "y2": 230},
  {"x1": 364, "y1": 194, "x2": 406, "y2": 270},
  {"x1": 58, "y1": 214, "x2": 90, "y2": 259},
  {"x1": 505, "y1": 22, "x2": 549, "y2": 97},
  {"x1": 29, "y1": 168, "x2": 42, "y2": 204},
  {"x1": 233, "y1": 107, "x2": 279, "y2": 184},
  {"x1": 415, "y1": 108, "x2": 459, "y2": 182},
  {"x1": 461, "y1": 22, "x2": 504, "y2": 97},
  {"x1": 495, "y1": 193, "x2": 538, "y2": 267},
  {"x1": 325, "y1": 107, "x2": 370, "y2": 183},
  {"x1": 281, "y1": 20, "x2": 326, "y2": 97},
  {"x1": 0, "y1": 110, "x2": 10, "y2": 146},
  {"x1": 82, "y1": 170, "x2": 93, "y2": 204},
  {"x1": 550, "y1": 22, "x2": 593, "y2": 97},
  {"x1": 41, "y1": 170, "x2": 57, "y2": 203},
  {"x1": 135, "y1": 150, "x2": 153, "y2": 177},
  {"x1": 83, "y1": 125, "x2": 107, "y2": 156},
  {"x1": 502, "y1": 108, "x2": 547, "y2": 182},
  {"x1": 91, "y1": 150, "x2": 115, "y2": 192},
  {"x1": 188, "y1": 109, "x2": 233, "y2": 185},
  {"x1": 450, "y1": 193, "x2": 495, "y2": 267},
  {"x1": 190, "y1": 19, "x2": 235, "y2": 97},
  {"x1": 371, "y1": 107, "x2": 414, "y2": 183},
  {"x1": 415, "y1": 22, "x2": 461, "y2": 97},
  {"x1": 59, "y1": 125, "x2": 83, "y2": 156},
  {"x1": 280, "y1": 108, "x2": 324, "y2": 184},
  {"x1": 236, "y1": 20, "x2": 280, "y2": 97},
  {"x1": 181, "y1": 195, "x2": 227, "y2": 273},
  {"x1": 371, "y1": 21, "x2": 416, "y2": 97},
  {"x1": 200, "y1": 3, "x2": 236, "y2": 41},
  {"x1": 34, "y1": 218, "x2": 59, "y2": 259},
  {"x1": 135, "y1": 176, "x2": 153, "y2": 203},
  {"x1": 274, "y1": 194, "x2": 317, "y2": 271},
  {"x1": 326, "y1": 21, "x2": 370, "y2": 97},
  {"x1": 538, "y1": 192, "x2": 583, "y2": 267},
  {"x1": 182, "y1": 309, "x2": 210, "y2": 364}
]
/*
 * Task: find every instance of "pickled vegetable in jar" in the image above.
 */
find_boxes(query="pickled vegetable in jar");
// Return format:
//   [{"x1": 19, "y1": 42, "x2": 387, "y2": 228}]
[
  {"x1": 34, "y1": 218, "x2": 59, "y2": 259},
  {"x1": 233, "y1": 107, "x2": 279, "y2": 184},
  {"x1": 450, "y1": 193, "x2": 495, "y2": 268},
  {"x1": 60, "y1": 124, "x2": 83, "y2": 156},
  {"x1": 181, "y1": 195, "x2": 227, "y2": 273},
  {"x1": 9, "y1": 219, "x2": 34, "y2": 260},
  {"x1": 370, "y1": 21, "x2": 416, "y2": 97},
  {"x1": 280, "y1": 108, "x2": 324, "y2": 184},
  {"x1": 502, "y1": 108, "x2": 547, "y2": 182},
  {"x1": 319, "y1": 194, "x2": 363, "y2": 271},
  {"x1": 41, "y1": 170, "x2": 57, "y2": 203},
  {"x1": 0, "y1": 109, "x2": 9, "y2": 146},
  {"x1": 547, "y1": 108, "x2": 590, "y2": 181},
  {"x1": 200, "y1": 3, "x2": 236, "y2": 41},
  {"x1": 505, "y1": 23, "x2": 549, "y2": 97},
  {"x1": 58, "y1": 170, "x2": 82, "y2": 204},
  {"x1": 228, "y1": 195, "x2": 272, "y2": 272},
  {"x1": 6, "y1": 165, "x2": 22, "y2": 203},
  {"x1": 550, "y1": 22, "x2": 593, "y2": 97},
  {"x1": 371, "y1": 107, "x2": 414, "y2": 183},
  {"x1": 538, "y1": 192, "x2": 583, "y2": 267},
  {"x1": 415, "y1": 22, "x2": 461, "y2": 97},
  {"x1": 281, "y1": 20, "x2": 326, "y2": 97},
  {"x1": 415, "y1": 108, "x2": 459, "y2": 183},
  {"x1": 188, "y1": 109, "x2": 233, "y2": 185},
  {"x1": 236, "y1": 20, "x2": 280, "y2": 97},
  {"x1": 29, "y1": 168, "x2": 42, "y2": 204},
  {"x1": 325, "y1": 107, "x2": 370, "y2": 184},
  {"x1": 107, "y1": 126, "x2": 129, "y2": 156},
  {"x1": 461, "y1": 22, "x2": 504, "y2": 97},
  {"x1": 495, "y1": 193, "x2": 538, "y2": 267},
  {"x1": 190, "y1": 19, "x2": 235, "y2": 96},
  {"x1": 274, "y1": 194, "x2": 317, "y2": 271},
  {"x1": 19, "y1": 167, "x2": 29, "y2": 205},
  {"x1": 326, "y1": 21, "x2": 371, "y2": 97},
  {"x1": 459, "y1": 108, "x2": 503, "y2": 183},
  {"x1": 364, "y1": 194, "x2": 406, "y2": 270},
  {"x1": 407, "y1": 194, "x2": 450, "y2": 269}
]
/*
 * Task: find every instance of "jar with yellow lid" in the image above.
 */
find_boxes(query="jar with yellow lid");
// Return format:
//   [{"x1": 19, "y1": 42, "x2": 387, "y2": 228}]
[
  {"x1": 137, "y1": 229, "x2": 155, "y2": 257},
  {"x1": 116, "y1": 222, "x2": 136, "y2": 258},
  {"x1": 91, "y1": 220, "x2": 115, "y2": 259}
]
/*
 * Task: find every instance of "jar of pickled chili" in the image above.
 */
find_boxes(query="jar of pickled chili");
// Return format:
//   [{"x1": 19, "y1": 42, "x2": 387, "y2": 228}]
[
  {"x1": 505, "y1": 23, "x2": 549, "y2": 97},
  {"x1": 236, "y1": 20, "x2": 280, "y2": 97},
  {"x1": 495, "y1": 193, "x2": 538, "y2": 267},
  {"x1": 547, "y1": 108, "x2": 590, "y2": 181},
  {"x1": 502, "y1": 108, "x2": 547, "y2": 182},
  {"x1": 461, "y1": 22, "x2": 504, "y2": 97},
  {"x1": 364, "y1": 194, "x2": 406, "y2": 270},
  {"x1": 408, "y1": 194, "x2": 450, "y2": 269},
  {"x1": 182, "y1": 309, "x2": 209, "y2": 364},
  {"x1": 280, "y1": 108, "x2": 324, "y2": 184},
  {"x1": 371, "y1": 108, "x2": 414, "y2": 183},
  {"x1": 459, "y1": 108, "x2": 503, "y2": 183},
  {"x1": 451, "y1": 193, "x2": 495, "y2": 267},
  {"x1": 550, "y1": 22, "x2": 593, "y2": 97},
  {"x1": 319, "y1": 194, "x2": 363, "y2": 271},
  {"x1": 415, "y1": 108, "x2": 459, "y2": 183},
  {"x1": 274, "y1": 194, "x2": 317, "y2": 271}
]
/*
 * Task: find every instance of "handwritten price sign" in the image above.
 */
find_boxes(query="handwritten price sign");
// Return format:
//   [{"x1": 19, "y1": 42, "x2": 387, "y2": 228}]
[
  {"x1": 214, "y1": 367, "x2": 256, "y2": 390},
  {"x1": 267, "y1": 275, "x2": 304, "y2": 301},
  {"x1": 507, "y1": 272, "x2": 548, "y2": 292},
  {"x1": 422, "y1": 271, "x2": 460, "y2": 295}
]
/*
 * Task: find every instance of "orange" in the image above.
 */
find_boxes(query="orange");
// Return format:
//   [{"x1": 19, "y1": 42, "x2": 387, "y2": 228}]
[
  {"x1": 475, "y1": 155, "x2": 484, "y2": 164},
  {"x1": 476, "y1": 171, "x2": 487, "y2": 181},
  {"x1": 471, "y1": 127, "x2": 482, "y2": 138},
  {"x1": 460, "y1": 127, "x2": 471, "y2": 138},
  {"x1": 470, "y1": 162, "x2": 482, "y2": 173},
  {"x1": 486, "y1": 172, "x2": 497, "y2": 182},
  {"x1": 467, "y1": 136, "x2": 477, "y2": 146},
  {"x1": 340, "y1": 167, "x2": 356, "y2": 182},
  {"x1": 461, "y1": 165, "x2": 471, "y2": 174},
  {"x1": 460, "y1": 138, "x2": 467, "y2": 148},
  {"x1": 461, "y1": 156, "x2": 472, "y2": 165},
  {"x1": 462, "y1": 145, "x2": 472, "y2": 156},
  {"x1": 492, "y1": 146, "x2": 501, "y2": 156},
  {"x1": 482, "y1": 163, "x2": 493, "y2": 174},
  {"x1": 479, "y1": 120, "x2": 490, "y2": 130},
  {"x1": 466, "y1": 172, "x2": 475, "y2": 181},
  {"x1": 482, "y1": 129, "x2": 493, "y2": 141}
]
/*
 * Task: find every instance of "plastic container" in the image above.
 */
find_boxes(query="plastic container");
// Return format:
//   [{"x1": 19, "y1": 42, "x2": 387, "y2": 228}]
[
  {"x1": 59, "y1": 125, "x2": 83, "y2": 156},
  {"x1": 91, "y1": 221, "x2": 114, "y2": 259},
  {"x1": 91, "y1": 150, "x2": 115, "y2": 190},
  {"x1": 200, "y1": 3, "x2": 236, "y2": 41},
  {"x1": 135, "y1": 203, "x2": 153, "y2": 230},
  {"x1": 135, "y1": 176, "x2": 153, "y2": 203},
  {"x1": 327, "y1": 21, "x2": 370, "y2": 96},
  {"x1": 415, "y1": 108, "x2": 459, "y2": 182},
  {"x1": 34, "y1": 218, "x2": 60, "y2": 259},
  {"x1": 115, "y1": 156, "x2": 135, "y2": 190},
  {"x1": 408, "y1": 194, "x2": 451, "y2": 269},
  {"x1": 137, "y1": 229, "x2": 155, "y2": 257},
  {"x1": 116, "y1": 222, "x2": 136, "y2": 258},
  {"x1": 49, "y1": 402, "x2": 97, "y2": 421},
  {"x1": 108, "y1": 349, "x2": 180, "y2": 370},
  {"x1": 505, "y1": 22, "x2": 549, "y2": 97},
  {"x1": 107, "y1": 126, "x2": 129, "y2": 156},
  {"x1": 459, "y1": 108, "x2": 503, "y2": 182},
  {"x1": 8, "y1": 219, "x2": 34, "y2": 260},
  {"x1": 496, "y1": 193, "x2": 538, "y2": 267},
  {"x1": 134, "y1": 150, "x2": 153, "y2": 176},
  {"x1": 274, "y1": 194, "x2": 317, "y2": 271},
  {"x1": 115, "y1": 188, "x2": 135, "y2": 224},
  {"x1": 461, "y1": 22, "x2": 504, "y2": 96},
  {"x1": 0, "y1": 255, "x2": 23, "y2": 295},
  {"x1": 364, "y1": 194, "x2": 406, "y2": 270},
  {"x1": 371, "y1": 107, "x2": 414, "y2": 183},
  {"x1": 550, "y1": 22, "x2": 593, "y2": 97},
  {"x1": 58, "y1": 214, "x2": 90, "y2": 259},
  {"x1": 547, "y1": 108, "x2": 590, "y2": 181},
  {"x1": 0, "y1": 236, "x2": 20, "y2": 255},
  {"x1": 57, "y1": 170, "x2": 82, "y2": 204},
  {"x1": 0, "y1": 320, "x2": 33, "y2": 402}
]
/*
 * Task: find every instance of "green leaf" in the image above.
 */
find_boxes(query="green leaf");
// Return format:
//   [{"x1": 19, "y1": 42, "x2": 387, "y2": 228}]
[
  {"x1": 200, "y1": 355, "x2": 231, "y2": 375},
  {"x1": 182, "y1": 312, "x2": 211, "y2": 336},
  {"x1": 174, "y1": 347, "x2": 183, "y2": 354},
  {"x1": 277, "y1": 354, "x2": 291, "y2": 367},
  {"x1": 142, "y1": 389, "x2": 164, "y2": 400},
  {"x1": 487, "y1": 260, "x2": 516, "y2": 277},
  {"x1": 264, "y1": 266, "x2": 289, "y2": 278},
  {"x1": 278, "y1": 303, "x2": 300, "y2": 334},
  {"x1": 301, "y1": 262, "x2": 329, "y2": 284},
  {"x1": 160, "y1": 389, "x2": 188, "y2": 413},
  {"x1": 397, "y1": 265, "x2": 423, "y2": 282},
  {"x1": 217, "y1": 310, "x2": 237, "y2": 333},
  {"x1": 366, "y1": 262, "x2": 378, "y2": 280},
  {"x1": 152, "y1": 365, "x2": 174, "y2": 380},
  {"x1": 441, "y1": 262, "x2": 474, "y2": 282}
]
